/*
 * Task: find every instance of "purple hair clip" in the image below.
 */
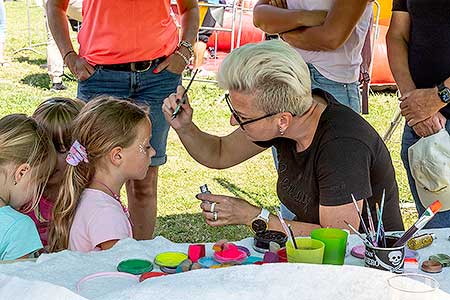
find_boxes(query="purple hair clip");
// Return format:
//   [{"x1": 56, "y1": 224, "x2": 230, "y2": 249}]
[{"x1": 66, "y1": 140, "x2": 89, "y2": 166}]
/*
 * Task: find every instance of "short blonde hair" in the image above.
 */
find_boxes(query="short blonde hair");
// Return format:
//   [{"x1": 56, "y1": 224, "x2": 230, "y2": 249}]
[{"x1": 217, "y1": 40, "x2": 313, "y2": 116}]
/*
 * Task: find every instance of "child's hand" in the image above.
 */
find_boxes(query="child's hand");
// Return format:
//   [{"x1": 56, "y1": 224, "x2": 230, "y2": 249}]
[{"x1": 162, "y1": 85, "x2": 194, "y2": 132}]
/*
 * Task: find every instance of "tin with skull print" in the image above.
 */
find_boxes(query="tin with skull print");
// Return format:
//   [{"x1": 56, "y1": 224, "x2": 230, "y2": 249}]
[{"x1": 364, "y1": 236, "x2": 405, "y2": 273}]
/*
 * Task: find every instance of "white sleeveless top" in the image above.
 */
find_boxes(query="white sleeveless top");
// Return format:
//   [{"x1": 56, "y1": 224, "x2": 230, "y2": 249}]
[{"x1": 287, "y1": 0, "x2": 373, "y2": 83}]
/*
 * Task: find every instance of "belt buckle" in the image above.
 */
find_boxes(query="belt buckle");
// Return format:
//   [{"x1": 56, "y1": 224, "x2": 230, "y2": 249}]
[{"x1": 131, "y1": 61, "x2": 152, "y2": 73}]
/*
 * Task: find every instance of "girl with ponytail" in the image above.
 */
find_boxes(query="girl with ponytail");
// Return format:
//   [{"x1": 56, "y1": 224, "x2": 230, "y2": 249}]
[{"x1": 48, "y1": 96, "x2": 155, "y2": 253}]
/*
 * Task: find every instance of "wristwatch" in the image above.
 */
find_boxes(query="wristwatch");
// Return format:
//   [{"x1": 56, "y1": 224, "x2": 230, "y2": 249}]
[
  {"x1": 437, "y1": 82, "x2": 450, "y2": 104},
  {"x1": 251, "y1": 208, "x2": 270, "y2": 234}
]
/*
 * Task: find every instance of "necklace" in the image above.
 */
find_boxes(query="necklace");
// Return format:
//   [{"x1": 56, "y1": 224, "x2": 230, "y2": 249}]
[
  {"x1": 0, "y1": 196, "x2": 7, "y2": 207},
  {"x1": 92, "y1": 180, "x2": 132, "y2": 225}
]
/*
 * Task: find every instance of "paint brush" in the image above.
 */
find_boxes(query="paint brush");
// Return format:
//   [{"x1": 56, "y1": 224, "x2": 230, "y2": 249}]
[
  {"x1": 287, "y1": 224, "x2": 298, "y2": 249},
  {"x1": 344, "y1": 220, "x2": 368, "y2": 244},
  {"x1": 365, "y1": 199, "x2": 376, "y2": 245},
  {"x1": 276, "y1": 209, "x2": 291, "y2": 241},
  {"x1": 351, "y1": 193, "x2": 372, "y2": 244},
  {"x1": 376, "y1": 189, "x2": 386, "y2": 245},
  {"x1": 171, "y1": 68, "x2": 198, "y2": 120}
]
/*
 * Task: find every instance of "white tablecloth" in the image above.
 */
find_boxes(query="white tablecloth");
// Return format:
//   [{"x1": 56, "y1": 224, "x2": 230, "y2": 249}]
[{"x1": 0, "y1": 228, "x2": 449, "y2": 300}]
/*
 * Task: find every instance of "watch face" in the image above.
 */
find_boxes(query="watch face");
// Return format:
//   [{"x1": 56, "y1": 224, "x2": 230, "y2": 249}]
[
  {"x1": 251, "y1": 219, "x2": 267, "y2": 234},
  {"x1": 439, "y1": 87, "x2": 450, "y2": 103}
]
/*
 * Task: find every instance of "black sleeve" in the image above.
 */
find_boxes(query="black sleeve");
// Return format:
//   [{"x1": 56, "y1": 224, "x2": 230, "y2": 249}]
[
  {"x1": 392, "y1": 0, "x2": 407, "y2": 12},
  {"x1": 316, "y1": 138, "x2": 373, "y2": 206}
]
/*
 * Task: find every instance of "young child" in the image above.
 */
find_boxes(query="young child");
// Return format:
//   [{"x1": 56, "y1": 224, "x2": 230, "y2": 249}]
[
  {"x1": 0, "y1": 114, "x2": 56, "y2": 260},
  {"x1": 48, "y1": 96, "x2": 155, "y2": 253},
  {"x1": 24, "y1": 97, "x2": 84, "y2": 247}
]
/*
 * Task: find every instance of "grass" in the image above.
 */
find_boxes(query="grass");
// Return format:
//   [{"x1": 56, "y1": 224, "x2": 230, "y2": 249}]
[{"x1": 0, "y1": 1, "x2": 416, "y2": 243}]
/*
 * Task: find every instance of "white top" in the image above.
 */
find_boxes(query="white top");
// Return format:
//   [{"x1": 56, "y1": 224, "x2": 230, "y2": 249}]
[{"x1": 287, "y1": 0, "x2": 373, "y2": 83}]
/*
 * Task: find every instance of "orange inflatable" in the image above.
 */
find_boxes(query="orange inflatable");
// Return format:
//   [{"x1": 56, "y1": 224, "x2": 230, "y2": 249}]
[
  {"x1": 206, "y1": 12, "x2": 264, "y2": 51},
  {"x1": 371, "y1": 25, "x2": 395, "y2": 86}
]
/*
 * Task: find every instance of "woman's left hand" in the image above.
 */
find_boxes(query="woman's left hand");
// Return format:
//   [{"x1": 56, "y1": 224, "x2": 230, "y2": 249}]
[
  {"x1": 196, "y1": 193, "x2": 259, "y2": 227},
  {"x1": 153, "y1": 52, "x2": 188, "y2": 75}
]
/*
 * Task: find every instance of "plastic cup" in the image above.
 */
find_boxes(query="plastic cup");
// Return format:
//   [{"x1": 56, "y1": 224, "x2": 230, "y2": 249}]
[
  {"x1": 365, "y1": 236, "x2": 405, "y2": 274},
  {"x1": 387, "y1": 274, "x2": 440, "y2": 300},
  {"x1": 310, "y1": 228, "x2": 348, "y2": 265},
  {"x1": 286, "y1": 238, "x2": 324, "y2": 264}
]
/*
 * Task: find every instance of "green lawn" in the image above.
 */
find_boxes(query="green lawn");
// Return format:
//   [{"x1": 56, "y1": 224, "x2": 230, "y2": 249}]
[{"x1": 0, "y1": 1, "x2": 416, "y2": 243}]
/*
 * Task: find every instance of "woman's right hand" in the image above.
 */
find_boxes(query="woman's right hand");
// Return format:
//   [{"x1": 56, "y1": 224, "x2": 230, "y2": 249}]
[{"x1": 162, "y1": 85, "x2": 194, "y2": 131}]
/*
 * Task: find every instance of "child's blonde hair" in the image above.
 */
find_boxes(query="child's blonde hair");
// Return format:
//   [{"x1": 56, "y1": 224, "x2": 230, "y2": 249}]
[
  {"x1": 48, "y1": 96, "x2": 150, "y2": 252},
  {"x1": 31, "y1": 97, "x2": 84, "y2": 222},
  {"x1": 33, "y1": 97, "x2": 85, "y2": 153},
  {"x1": 0, "y1": 114, "x2": 56, "y2": 210}
]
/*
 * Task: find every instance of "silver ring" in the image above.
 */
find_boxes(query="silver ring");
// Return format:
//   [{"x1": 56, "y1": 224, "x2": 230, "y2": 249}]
[
  {"x1": 210, "y1": 202, "x2": 216, "y2": 213},
  {"x1": 213, "y1": 211, "x2": 218, "y2": 221}
]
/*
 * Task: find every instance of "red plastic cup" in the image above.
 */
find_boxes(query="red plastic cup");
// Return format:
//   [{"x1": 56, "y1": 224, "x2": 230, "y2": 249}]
[
  {"x1": 188, "y1": 244, "x2": 206, "y2": 263},
  {"x1": 277, "y1": 248, "x2": 287, "y2": 263}
]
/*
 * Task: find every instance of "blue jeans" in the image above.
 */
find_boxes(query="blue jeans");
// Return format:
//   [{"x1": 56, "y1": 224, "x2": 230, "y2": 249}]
[
  {"x1": 77, "y1": 63, "x2": 181, "y2": 166},
  {"x1": 0, "y1": 0, "x2": 6, "y2": 43},
  {"x1": 277, "y1": 64, "x2": 362, "y2": 220},
  {"x1": 400, "y1": 121, "x2": 450, "y2": 228}
]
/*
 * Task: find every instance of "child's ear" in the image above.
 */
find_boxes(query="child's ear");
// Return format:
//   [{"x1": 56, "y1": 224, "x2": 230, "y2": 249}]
[
  {"x1": 14, "y1": 163, "x2": 31, "y2": 184},
  {"x1": 110, "y1": 147, "x2": 123, "y2": 167}
]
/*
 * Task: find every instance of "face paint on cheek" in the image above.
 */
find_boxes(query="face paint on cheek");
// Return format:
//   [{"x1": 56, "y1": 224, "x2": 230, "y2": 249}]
[{"x1": 138, "y1": 138, "x2": 148, "y2": 155}]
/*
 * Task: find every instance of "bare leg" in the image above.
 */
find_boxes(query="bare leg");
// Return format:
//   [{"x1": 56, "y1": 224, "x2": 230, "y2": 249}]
[
  {"x1": 126, "y1": 166, "x2": 158, "y2": 240},
  {"x1": 193, "y1": 41, "x2": 207, "y2": 69}
]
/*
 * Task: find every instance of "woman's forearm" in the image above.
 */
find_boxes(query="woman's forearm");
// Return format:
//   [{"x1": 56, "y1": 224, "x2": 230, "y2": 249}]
[
  {"x1": 175, "y1": 122, "x2": 224, "y2": 169},
  {"x1": 268, "y1": 215, "x2": 321, "y2": 237},
  {"x1": 386, "y1": 13, "x2": 416, "y2": 95},
  {"x1": 253, "y1": 4, "x2": 326, "y2": 34},
  {"x1": 46, "y1": 0, "x2": 75, "y2": 57}
]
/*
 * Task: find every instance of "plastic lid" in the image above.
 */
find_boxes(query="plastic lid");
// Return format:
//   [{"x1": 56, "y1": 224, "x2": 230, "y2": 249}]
[
  {"x1": 198, "y1": 256, "x2": 220, "y2": 268},
  {"x1": 154, "y1": 252, "x2": 188, "y2": 268},
  {"x1": 117, "y1": 259, "x2": 153, "y2": 275},
  {"x1": 139, "y1": 272, "x2": 167, "y2": 282}
]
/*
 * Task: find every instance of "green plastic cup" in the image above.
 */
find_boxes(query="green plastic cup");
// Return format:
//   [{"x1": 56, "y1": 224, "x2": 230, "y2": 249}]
[
  {"x1": 310, "y1": 228, "x2": 348, "y2": 265},
  {"x1": 286, "y1": 237, "x2": 325, "y2": 264}
]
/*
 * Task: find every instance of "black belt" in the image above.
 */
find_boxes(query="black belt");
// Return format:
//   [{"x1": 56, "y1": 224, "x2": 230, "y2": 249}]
[{"x1": 97, "y1": 57, "x2": 164, "y2": 72}]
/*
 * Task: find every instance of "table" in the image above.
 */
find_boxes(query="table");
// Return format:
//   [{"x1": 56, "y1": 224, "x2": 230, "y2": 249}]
[{"x1": 0, "y1": 228, "x2": 449, "y2": 300}]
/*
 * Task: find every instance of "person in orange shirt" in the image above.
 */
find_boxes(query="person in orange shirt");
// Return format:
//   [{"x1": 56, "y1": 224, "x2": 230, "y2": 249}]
[{"x1": 46, "y1": 0, "x2": 199, "y2": 242}]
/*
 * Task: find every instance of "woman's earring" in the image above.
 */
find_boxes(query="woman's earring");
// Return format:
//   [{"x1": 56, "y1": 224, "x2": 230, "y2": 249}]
[
  {"x1": 13, "y1": 180, "x2": 17, "y2": 185},
  {"x1": 279, "y1": 127, "x2": 284, "y2": 135}
]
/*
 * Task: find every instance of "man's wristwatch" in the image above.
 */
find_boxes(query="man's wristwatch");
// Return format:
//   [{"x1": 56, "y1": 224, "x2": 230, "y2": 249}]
[
  {"x1": 251, "y1": 208, "x2": 270, "y2": 234},
  {"x1": 437, "y1": 82, "x2": 450, "y2": 104}
]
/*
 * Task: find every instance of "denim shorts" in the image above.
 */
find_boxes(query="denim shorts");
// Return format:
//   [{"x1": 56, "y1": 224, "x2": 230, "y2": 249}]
[
  {"x1": 401, "y1": 121, "x2": 450, "y2": 228},
  {"x1": 77, "y1": 62, "x2": 181, "y2": 166},
  {"x1": 308, "y1": 64, "x2": 361, "y2": 113}
]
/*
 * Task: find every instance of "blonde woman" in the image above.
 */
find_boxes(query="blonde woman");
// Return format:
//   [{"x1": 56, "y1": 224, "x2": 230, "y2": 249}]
[
  {"x1": 48, "y1": 97, "x2": 155, "y2": 253},
  {"x1": 0, "y1": 114, "x2": 56, "y2": 260},
  {"x1": 163, "y1": 40, "x2": 404, "y2": 235}
]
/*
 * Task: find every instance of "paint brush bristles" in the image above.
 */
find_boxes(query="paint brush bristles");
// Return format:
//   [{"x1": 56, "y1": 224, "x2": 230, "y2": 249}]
[{"x1": 351, "y1": 193, "x2": 372, "y2": 244}]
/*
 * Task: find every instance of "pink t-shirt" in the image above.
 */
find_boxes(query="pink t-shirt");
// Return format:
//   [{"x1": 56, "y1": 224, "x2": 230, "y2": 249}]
[
  {"x1": 69, "y1": 189, "x2": 132, "y2": 252},
  {"x1": 25, "y1": 196, "x2": 53, "y2": 247}
]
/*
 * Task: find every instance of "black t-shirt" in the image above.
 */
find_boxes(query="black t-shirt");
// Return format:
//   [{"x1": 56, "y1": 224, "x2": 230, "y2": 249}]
[
  {"x1": 392, "y1": 0, "x2": 450, "y2": 119},
  {"x1": 256, "y1": 90, "x2": 404, "y2": 232}
]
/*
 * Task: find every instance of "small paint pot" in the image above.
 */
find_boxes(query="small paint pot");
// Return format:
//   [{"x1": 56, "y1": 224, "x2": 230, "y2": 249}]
[
  {"x1": 117, "y1": 259, "x2": 153, "y2": 275},
  {"x1": 253, "y1": 230, "x2": 287, "y2": 253},
  {"x1": 188, "y1": 244, "x2": 205, "y2": 263}
]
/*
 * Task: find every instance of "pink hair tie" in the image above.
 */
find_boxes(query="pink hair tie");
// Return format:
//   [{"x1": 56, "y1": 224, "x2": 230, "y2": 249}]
[{"x1": 66, "y1": 140, "x2": 89, "y2": 166}]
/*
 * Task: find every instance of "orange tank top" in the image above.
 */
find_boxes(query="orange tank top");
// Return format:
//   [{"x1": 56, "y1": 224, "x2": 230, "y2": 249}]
[{"x1": 78, "y1": 0, "x2": 179, "y2": 65}]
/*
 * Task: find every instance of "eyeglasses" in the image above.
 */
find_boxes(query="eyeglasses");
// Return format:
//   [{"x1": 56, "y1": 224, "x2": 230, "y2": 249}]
[{"x1": 224, "y1": 93, "x2": 277, "y2": 128}]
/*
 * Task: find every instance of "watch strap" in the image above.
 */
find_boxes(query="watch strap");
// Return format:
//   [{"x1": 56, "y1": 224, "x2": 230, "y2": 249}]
[{"x1": 259, "y1": 208, "x2": 270, "y2": 222}]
